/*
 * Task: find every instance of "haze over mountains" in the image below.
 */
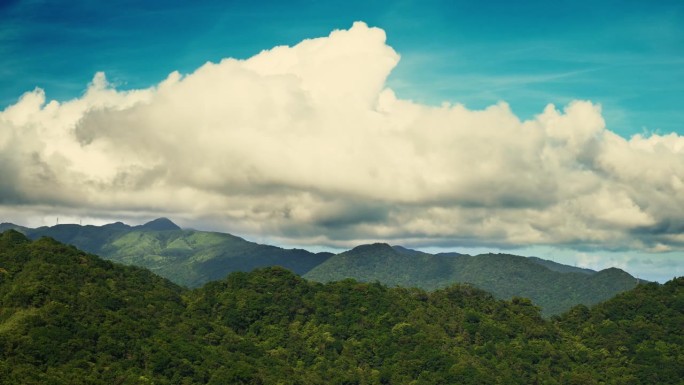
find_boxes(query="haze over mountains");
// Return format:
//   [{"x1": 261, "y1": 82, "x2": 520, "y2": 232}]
[{"x1": 2, "y1": 218, "x2": 641, "y2": 316}]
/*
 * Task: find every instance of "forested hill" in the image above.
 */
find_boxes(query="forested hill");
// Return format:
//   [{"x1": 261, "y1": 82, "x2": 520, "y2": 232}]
[
  {"x1": 4, "y1": 219, "x2": 331, "y2": 287},
  {"x1": 555, "y1": 277, "x2": 684, "y2": 384},
  {"x1": 0, "y1": 231, "x2": 682, "y2": 384},
  {"x1": 4, "y1": 220, "x2": 640, "y2": 315},
  {"x1": 304, "y1": 243, "x2": 640, "y2": 316}
]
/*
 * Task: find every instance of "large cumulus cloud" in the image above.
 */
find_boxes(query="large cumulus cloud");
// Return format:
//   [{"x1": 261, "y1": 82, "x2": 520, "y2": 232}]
[{"x1": 1, "y1": 22, "x2": 683, "y2": 251}]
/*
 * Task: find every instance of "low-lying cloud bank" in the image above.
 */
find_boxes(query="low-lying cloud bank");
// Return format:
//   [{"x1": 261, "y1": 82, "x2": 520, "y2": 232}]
[{"x1": 1, "y1": 22, "x2": 683, "y2": 256}]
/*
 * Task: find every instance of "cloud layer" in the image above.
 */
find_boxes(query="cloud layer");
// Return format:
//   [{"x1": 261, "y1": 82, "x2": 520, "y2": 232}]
[{"x1": 1, "y1": 22, "x2": 683, "y2": 252}]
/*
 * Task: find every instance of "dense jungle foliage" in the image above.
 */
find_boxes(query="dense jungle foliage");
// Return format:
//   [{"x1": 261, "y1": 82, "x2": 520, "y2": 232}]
[{"x1": 0, "y1": 230, "x2": 681, "y2": 384}]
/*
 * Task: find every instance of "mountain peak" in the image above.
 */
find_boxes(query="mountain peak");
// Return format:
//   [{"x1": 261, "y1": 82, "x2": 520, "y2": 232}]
[
  {"x1": 593, "y1": 267, "x2": 635, "y2": 279},
  {"x1": 102, "y1": 221, "x2": 130, "y2": 230},
  {"x1": 137, "y1": 218, "x2": 181, "y2": 231},
  {"x1": 347, "y1": 243, "x2": 395, "y2": 255},
  {"x1": 0, "y1": 229, "x2": 30, "y2": 246}
]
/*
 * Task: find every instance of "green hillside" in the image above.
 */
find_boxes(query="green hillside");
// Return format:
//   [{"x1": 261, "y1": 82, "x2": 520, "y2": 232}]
[
  {"x1": 305, "y1": 244, "x2": 640, "y2": 316},
  {"x1": 12, "y1": 220, "x2": 640, "y2": 314},
  {"x1": 19, "y1": 219, "x2": 330, "y2": 287},
  {"x1": 101, "y1": 229, "x2": 331, "y2": 287},
  {"x1": 0, "y1": 231, "x2": 681, "y2": 384},
  {"x1": 556, "y1": 277, "x2": 684, "y2": 384},
  {"x1": 301, "y1": 243, "x2": 456, "y2": 289},
  {"x1": 0, "y1": 230, "x2": 187, "y2": 384}
]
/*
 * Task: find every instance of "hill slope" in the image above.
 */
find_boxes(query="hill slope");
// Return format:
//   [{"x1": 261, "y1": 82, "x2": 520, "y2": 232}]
[
  {"x1": 16, "y1": 219, "x2": 330, "y2": 287},
  {"x1": 556, "y1": 277, "x2": 684, "y2": 384},
  {"x1": 100, "y1": 228, "x2": 331, "y2": 287},
  {"x1": 304, "y1": 244, "x2": 640, "y2": 316},
  {"x1": 11, "y1": 220, "x2": 639, "y2": 314},
  {"x1": 0, "y1": 230, "x2": 188, "y2": 384},
  {"x1": 0, "y1": 232, "x2": 681, "y2": 384},
  {"x1": 301, "y1": 243, "x2": 458, "y2": 289}
]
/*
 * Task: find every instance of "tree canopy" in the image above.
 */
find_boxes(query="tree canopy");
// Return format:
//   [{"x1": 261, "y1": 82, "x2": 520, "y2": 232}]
[{"x1": 0, "y1": 230, "x2": 681, "y2": 384}]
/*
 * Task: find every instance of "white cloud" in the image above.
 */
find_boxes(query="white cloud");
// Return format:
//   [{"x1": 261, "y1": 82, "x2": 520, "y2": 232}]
[{"x1": 1, "y1": 21, "x2": 683, "y2": 255}]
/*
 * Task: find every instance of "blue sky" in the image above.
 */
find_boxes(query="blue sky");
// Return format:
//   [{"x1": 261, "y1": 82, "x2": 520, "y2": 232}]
[
  {"x1": 1, "y1": 0, "x2": 683, "y2": 282},
  {"x1": 1, "y1": 0, "x2": 682, "y2": 137}
]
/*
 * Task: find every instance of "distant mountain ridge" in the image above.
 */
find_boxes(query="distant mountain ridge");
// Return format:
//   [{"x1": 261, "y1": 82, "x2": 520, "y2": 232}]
[
  {"x1": 528, "y1": 256, "x2": 595, "y2": 275},
  {"x1": 4, "y1": 218, "x2": 640, "y2": 315},
  {"x1": 304, "y1": 242, "x2": 641, "y2": 316},
  {"x1": 6, "y1": 218, "x2": 330, "y2": 288}
]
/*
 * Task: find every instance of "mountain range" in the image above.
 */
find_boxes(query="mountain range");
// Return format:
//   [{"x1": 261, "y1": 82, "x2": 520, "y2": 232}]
[
  {"x1": 1, "y1": 218, "x2": 640, "y2": 316},
  {"x1": 304, "y1": 243, "x2": 639, "y2": 316},
  {"x1": 0, "y1": 231, "x2": 681, "y2": 384},
  {"x1": 0, "y1": 218, "x2": 332, "y2": 288}
]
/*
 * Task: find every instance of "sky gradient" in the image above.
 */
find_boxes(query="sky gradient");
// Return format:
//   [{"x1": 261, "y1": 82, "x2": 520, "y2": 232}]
[{"x1": 0, "y1": 0, "x2": 682, "y2": 282}]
